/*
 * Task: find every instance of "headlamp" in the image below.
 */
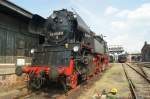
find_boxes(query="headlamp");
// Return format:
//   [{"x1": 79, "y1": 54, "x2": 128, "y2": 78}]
[
  {"x1": 73, "y1": 46, "x2": 79, "y2": 52},
  {"x1": 30, "y1": 49, "x2": 35, "y2": 54}
]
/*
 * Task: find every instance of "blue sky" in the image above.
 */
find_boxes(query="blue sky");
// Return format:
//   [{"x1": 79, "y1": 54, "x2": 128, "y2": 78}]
[{"x1": 10, "y1": 0, "x2": 150, "y2": 53}]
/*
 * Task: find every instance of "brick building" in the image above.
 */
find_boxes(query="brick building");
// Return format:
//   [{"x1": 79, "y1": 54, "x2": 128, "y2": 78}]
[{"x1": 141, "y1": 41, "x2": 150, "y2": 62}]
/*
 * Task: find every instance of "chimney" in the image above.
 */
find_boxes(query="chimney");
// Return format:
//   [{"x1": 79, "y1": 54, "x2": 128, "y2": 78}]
[{"x1": 144, "y1": 41, "x2": 147, "y2": 45}]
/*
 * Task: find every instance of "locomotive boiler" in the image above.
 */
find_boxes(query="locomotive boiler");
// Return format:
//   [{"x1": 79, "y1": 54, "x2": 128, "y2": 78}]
[{"x1": 15, "y1": 9, "x2": 109, "y2": 90}]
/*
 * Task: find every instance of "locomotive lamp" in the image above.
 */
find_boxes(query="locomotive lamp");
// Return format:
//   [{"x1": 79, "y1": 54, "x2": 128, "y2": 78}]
[
  {"x1": 65, "y1": 43, "x2": 69, "y2": 48},
  {"x1": 73, "y1": 46, "x2": 79, "y2": 52},
  {"x1": 30, "y1": 49, "x2": 35, "y2": 54}
]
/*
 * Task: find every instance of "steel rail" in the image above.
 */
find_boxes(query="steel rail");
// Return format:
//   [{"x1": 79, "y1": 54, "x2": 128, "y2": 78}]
[
  {"x1": 125, "y1": 63, "x2": 150, "y2": 83},
  {"x1": 136, "y1": 62, "x2": 150, "y2": 69},
  {"x1": 142, "y1": 65, "x2": 150, "y2": 69},
  {"x1": 122, "y1": 64, "x2": 139, "y2": 99},
  {"x1": 138, "y1": 65, "x2": 148, "y2": 77}
]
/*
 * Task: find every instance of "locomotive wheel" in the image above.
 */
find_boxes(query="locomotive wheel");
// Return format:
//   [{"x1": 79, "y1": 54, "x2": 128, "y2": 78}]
[
  {"x1": 27, "y1": 72, "x2": 44, "y2": 90},
  {"x1": 81, "y1": 73, "x2": 88, "y2": 81},
  {"x1": 70, "y1": 73, "x2": 78, "y2": 88},
  {"x1": 28, "y1": 77, "x2": 43, "y2": 89},
  {"x1": 67, "y1": 73, "x2": 78, "y2": 89},
  {"x1": 81, "y1": 68, "x2": 89, "y2": 81}
]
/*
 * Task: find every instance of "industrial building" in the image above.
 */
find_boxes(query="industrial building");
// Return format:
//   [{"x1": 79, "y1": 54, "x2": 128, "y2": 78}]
[
  {"x1": 141, "y1": 41, "x2": 150, "y2": 62},
  {"x1": 0, "y1": 0, "x2": 39, "y2": 64}
]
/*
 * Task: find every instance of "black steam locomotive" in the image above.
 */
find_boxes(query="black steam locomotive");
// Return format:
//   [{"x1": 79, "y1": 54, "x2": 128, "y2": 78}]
[{"x1": 16, "y1": 9, "x2": 109, "y2": 90}]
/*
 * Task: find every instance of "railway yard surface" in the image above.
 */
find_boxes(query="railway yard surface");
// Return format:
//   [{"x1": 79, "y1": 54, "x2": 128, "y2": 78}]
[
  {"x1": 0, "y1": 63, "x2": 150, "y2": 99},
  {"x1": 78, "y1": 63, "x2": 130, "y2": 99}
]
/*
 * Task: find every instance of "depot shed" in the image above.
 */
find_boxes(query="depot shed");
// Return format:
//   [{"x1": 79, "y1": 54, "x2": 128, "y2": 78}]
[
  {"x1": 141, "y1": 41, "x2": 150, "y2": 62},
  {"x1": 0, "y1": 0, "x2": 39, "y2": 64}
]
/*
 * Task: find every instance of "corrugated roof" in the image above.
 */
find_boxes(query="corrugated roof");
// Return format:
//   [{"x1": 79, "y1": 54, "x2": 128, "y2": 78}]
[{"x1": 0, "y1": 0, "x2": 33, "y2": 19}]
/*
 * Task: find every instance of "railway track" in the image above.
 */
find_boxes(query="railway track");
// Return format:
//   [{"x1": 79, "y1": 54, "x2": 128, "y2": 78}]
[
  {"x1": 137, "y1": 64, "x2": 150, "y2": 80},
  {"x1": 132, "y1": 62, "x2": 150, "y2": 79},
  {"x1": 122, "y1": 63, "x2": 150, "y2": 99},
  {"x1": 17, "y1": 84, "x2": 81, "y2": 99},
  {"x1": 132, "y1": 62, "x2": 150, "y2": 69},
  {"x1": 13, "y1": 81, "x2": 87, "y2": 99}
]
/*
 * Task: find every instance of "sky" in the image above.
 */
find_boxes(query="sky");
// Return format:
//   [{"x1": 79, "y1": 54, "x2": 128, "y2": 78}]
[{"x1": 10, "y1": 0, "x2": 150, "y2": 53}]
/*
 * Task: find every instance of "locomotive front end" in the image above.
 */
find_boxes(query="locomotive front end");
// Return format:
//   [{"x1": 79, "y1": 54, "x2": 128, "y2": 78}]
[{"x1": 16, "y1": 45, "x2": 78, "y2": 89}]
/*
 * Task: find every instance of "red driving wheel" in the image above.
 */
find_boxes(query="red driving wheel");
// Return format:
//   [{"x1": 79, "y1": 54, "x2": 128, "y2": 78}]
[{"x1": 69, "y1": 73, "x2": 78, "y2": 89}]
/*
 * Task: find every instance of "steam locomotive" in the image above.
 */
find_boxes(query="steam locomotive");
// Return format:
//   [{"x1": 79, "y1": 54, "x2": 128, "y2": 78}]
[{"x1": 15, "y1": 9, "x2": 109, "y2": 90}]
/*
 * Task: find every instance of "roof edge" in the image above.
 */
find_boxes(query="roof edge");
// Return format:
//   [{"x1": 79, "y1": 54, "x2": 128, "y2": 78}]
[{"x1": 0, "y1": 0, "x2": 33, "y2": 18}]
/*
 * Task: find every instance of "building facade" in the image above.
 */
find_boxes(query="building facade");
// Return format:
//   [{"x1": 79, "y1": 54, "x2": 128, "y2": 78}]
[
  {"x1": 0, "y1": 0, "x2": 39, "y2": 64},
  {"x1": 141, "y1": 41, "x2": 150, "y2": 62},
  {"x1": 127, "y1": 53, "x2": 141, "y2": 62}
]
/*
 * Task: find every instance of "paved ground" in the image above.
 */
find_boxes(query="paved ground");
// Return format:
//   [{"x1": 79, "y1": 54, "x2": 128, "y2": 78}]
[
  {"x1": 0, "y1": 66, "x2": 25, "y2": 98},
  {"x1": 0, "y1": 68, "x2": 15, "y2": 74},
  {"x1": 78, "y1": 63, "x2": 130, "y2": 99}
]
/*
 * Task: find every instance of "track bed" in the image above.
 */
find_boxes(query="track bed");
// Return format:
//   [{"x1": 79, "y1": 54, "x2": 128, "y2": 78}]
[{"x1": 122, "y1": 63, "x2": 150, "y2": 99}]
